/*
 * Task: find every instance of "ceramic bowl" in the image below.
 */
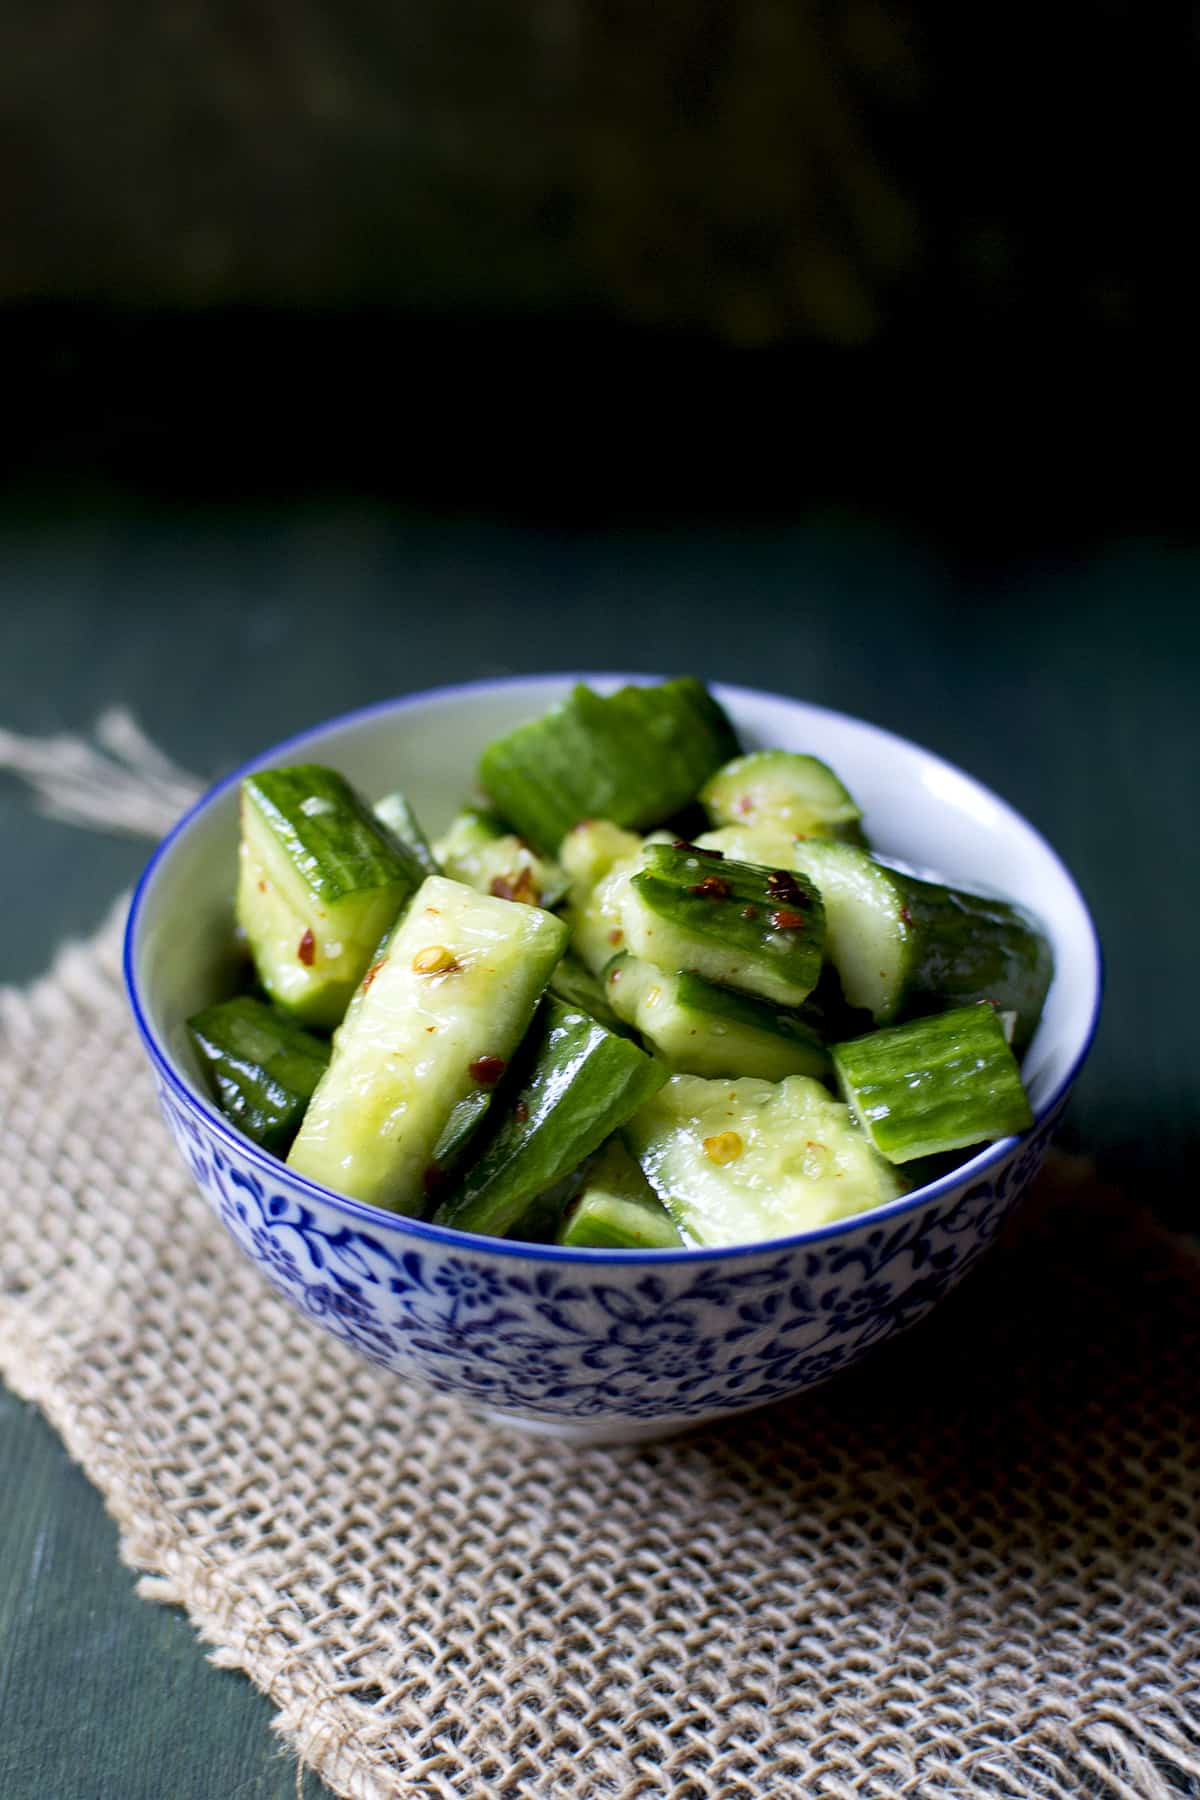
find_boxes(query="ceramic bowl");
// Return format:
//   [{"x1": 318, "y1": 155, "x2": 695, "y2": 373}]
[{"x1": 124, "y1": 676, "x2": 1102, "y2": 1444}]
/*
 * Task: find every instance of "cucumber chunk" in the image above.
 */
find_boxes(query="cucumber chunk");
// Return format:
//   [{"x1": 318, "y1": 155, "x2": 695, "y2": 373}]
[
  {"x1": 434, "y1": 808, "x2": 567, "y2": 909},
  {"x1": 701, "y1": 750, "x2": 865, "y2": 842},
  {"x1": 238, "y1": 765, "x2": 424, "y2": 1028},
  {"x1": 374, "y1": 790, "x2": 441, "y2": 879},
  {"x1": 433, "y1": 998, "x2": 668, "y2": 1239},
  {"x1": 560, "y1": 820, "x2": 646, "y2": 975},
  {"x1": 605, "y1": 954, "x2": 830, "y2": 1081},
  {"x1": 832, "y1": 1004, "x2": 1034, "y2": 1164},
  {"x1": 287, "y1": 875, "x2": 568, "y2": 1212},
  {"x1": 623, "y1": 841, "x2": 825, "y2": 1007},
  {"x1": 188, "y1": 996, "x2": 330, "y2": 1154},
  {"x1": 698, "y1": 830, "x2": 1053, "y2": 1045},
  {"x1": 478, "y1": 679, "x2": 739, "y2": 856},
  {"x1": 626, "y1": 1073, "x2": 906, "y2": 1247},
  {"x1": 557, "y1": 1140, "x2": 683, "y2": 1249}
]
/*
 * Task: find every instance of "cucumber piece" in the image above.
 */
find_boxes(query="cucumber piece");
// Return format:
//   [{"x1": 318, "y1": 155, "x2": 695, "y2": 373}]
[
  {"x1": 700, "y1": 830, "x2": 1053, "y2": 1046},
  {"x1": 626, "y1": 1073, "x2": 906, "y2": 1247},
  {"x1": 188, "y1": 996, "x2": 331, "y2": 1155},
  {"x1": 433, "y1": 998, "x2": 668, "y2": 1239},
  {"x1": 557, "y1": 1140, "x2": 683, "y2": 1249},
  {"x1": 287, "y1": 875, "x2": 568, "y2": 1212},
  {"x1": 701, "y1": 750, "x2": 865, "y2": 843},
  {"x1": 478, "y1": 679, "x2": 739, "y2": 856},
  {"x1": 832, "y1": 1004, "x2": 1034, "y2": 1164},
  {"x1": 560, "y1": 821, "x2": 646, "y2": 975},
  {"x1": 623, "y1": 841, "x2": 825, "y2": 1007},
  {"x1": 237, "y1": 765, "x2": 424, "y2": 1028},
  {"x1": 374, "y1": 790, "x2": 441, "y2": 879},
  {"x1": 605, "y1": 954, "x2": 831, "y2": 1081},
  {"x1": 434, "y1": 809, "x2": 568, "y2": 909},
  {"x1": 548, "y1": 951, "x2": 633, "y2": 1037}
]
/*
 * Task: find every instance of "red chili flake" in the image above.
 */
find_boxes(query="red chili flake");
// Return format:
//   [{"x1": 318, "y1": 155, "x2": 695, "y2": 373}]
[
  {"x1": 298, "y1": 928, "x2": 316, "y2": 965},
  {"x1": 361, "y1": 959, "x2": 384, "y2": 993},
  {"x1": 769, "y1": 908, "x2": 807, "y2": 930},
  {"x1": 899, "y1": 905, "x2": 913, "y2": 926},
  {"x1": 766, "y1": 870, "x2": 805, "y2": 903},
  {"x1": 672, "y1": 839, "x2": 696, "y2": 851},
  {"x1": 741, "y1": 905, "x2": 758, "y2": 919},
  {"x1": 608, "y1": 927, "x2": 623, "y2": 945},
  {"x1": 736, "y1": 794, "x2": 754, "y2": 816},
  {"x1": 515, "y1": 1100, "x2": 530, "y2": 1122},
  {"x1": 689, "y1": 875, "x2": 731, "y2": 899},
  {"x1": 422, "y1": 1164, "x2": 445, "y2": 1197},
  {"x1": 468, "y1": 1055, "x2": 507, "y2": 1086}
]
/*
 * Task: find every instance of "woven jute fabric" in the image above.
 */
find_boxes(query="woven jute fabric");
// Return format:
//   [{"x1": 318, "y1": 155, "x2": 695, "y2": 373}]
[{"x1": 2, "y1": 907, "x2": 1199, "y2": 1800}]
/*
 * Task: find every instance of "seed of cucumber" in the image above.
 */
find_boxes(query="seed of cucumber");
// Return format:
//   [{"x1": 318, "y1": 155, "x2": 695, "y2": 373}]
[
  {"x1": 238, "y1": 765, "x2": 424, "y2": 1028},
  {"x1": 433, "y1": 998, "x2": 667, "y2": 1239},
  {"x1": 188, "y1": 996, "x2": 331, "y2": 1155},
  {"x1": 623, "y1": 841, "x2": 825, "y2": 1007},
  {"x1": 478, "y1": 678, "x2": 739, "y2": 856},
  {"x1": 831, "y1": 1003, "x2": 1034, "y2": 1164},
  {"x1": 287, "y1": 875, "x2": 568, "y2": 1213}
]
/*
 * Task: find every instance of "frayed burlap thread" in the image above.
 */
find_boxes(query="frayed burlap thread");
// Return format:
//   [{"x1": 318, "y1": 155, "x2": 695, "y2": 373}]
[{"x1": 2, "y1": 908, "x2": 1199, "y2": 1800}]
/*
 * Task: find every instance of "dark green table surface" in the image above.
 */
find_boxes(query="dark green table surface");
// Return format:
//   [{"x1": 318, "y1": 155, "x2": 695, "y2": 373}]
[{"x1": 1, "y1": 500, "x2": 1196, "y2": 1799}]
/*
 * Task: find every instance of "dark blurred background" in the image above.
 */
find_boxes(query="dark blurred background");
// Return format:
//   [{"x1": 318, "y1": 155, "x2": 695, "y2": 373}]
[{"x1": 0, "y1": 0, "x2": 1195, "y2": 526}]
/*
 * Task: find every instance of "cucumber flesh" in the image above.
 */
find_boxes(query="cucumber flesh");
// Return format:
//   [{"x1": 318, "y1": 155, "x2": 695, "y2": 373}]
[
  {"x1": 238, "y1": 766, "x2": 423, "y2": 1028},
  {"x1": 188, "y1": 996, "x2": 330, "y2": 1154},
  {"x1": 287, "y1": 875, "x2": 568, "y2": 1212},
  {"x1": 433, "y1": 998, "x2": 668, "y2": 1238},
  {"x1": 557, "y1": 1139, "x2": 682, "y2": 1249},
  {"x1": 434, "y1": 808, "x2": 567, "y2": 909},
  {"x1": 623, "y1": 841, "x2": 825, "y2": 1007},
  {"x1": 605, "y1": 954, "x2": 830, "y2": 1082},
  {"x1": 701, "y1": 750, "x2": 865, "y2": 842},
  {"x1": 832, "y1": 1003, "x2": 1034, "y2": 1164},
  {"x1": 374, "y1": 790, "x2": 441, "y2": 879},
  {"x1": 478, "y1": 679, "x2": 739, "y2": 856},
  {"x1": 561, "y1": 822, "x2": 646, "y2": 975},
  {"x1": 626, "y1": 1073, "x2": 906, "y2": 1248}
]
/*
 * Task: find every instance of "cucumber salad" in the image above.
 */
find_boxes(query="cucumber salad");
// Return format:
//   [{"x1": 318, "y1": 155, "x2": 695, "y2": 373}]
[{"x1": 189, "y1": 679, "x2": 1053, "y2": 1250}]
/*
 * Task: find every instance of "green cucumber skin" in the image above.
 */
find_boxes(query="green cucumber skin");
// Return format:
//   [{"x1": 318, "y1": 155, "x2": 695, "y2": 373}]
[
  {"x1": 606, "y1": 954, "x2": 830, "y2": 1081},
  {"x1": 478, "y1": 678, "x2": 739, "y2": 856},
  {"x1": 433, "y1": 998, "x2": 668, "y2": 1239},
  {"x1": 626, "y1": 842, "x2": 825, "y2": 1007},
  {"x1": 548, "y1": 953, "x2": 635, "y2": 1037},
  {"x1": 374, "y1": 790, "x2": 441, "y2": 879},
  {"x1": 556, "y1": 1138, "x2": 682, "y2": 1248},
  {"x1": 244, "y1": 766, "x2": 424, "y2": 903},
  {"x1": 188, "y1": 996, "x2": 330, "y2": 1155},
  {"x1": 832, "y1": 1004, "x2": 1034, "y2": 1164},
  {"x1": 891, "y1": 872, "x2": 1053, "y2": 1053}
]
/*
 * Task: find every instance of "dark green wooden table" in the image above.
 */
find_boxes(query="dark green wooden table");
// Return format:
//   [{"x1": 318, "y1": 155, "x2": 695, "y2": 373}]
[{"x1": 2, "y1": 501, "x2": 1196, "y2": 1798}]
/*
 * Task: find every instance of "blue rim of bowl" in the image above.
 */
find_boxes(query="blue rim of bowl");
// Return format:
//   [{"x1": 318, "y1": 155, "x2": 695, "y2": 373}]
[{"x1": 122, "y1": 673, "x2": 1105, "y2": 1265}]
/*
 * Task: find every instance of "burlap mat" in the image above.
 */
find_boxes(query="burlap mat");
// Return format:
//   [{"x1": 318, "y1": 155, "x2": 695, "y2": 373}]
[{"x1": 2, "y1": 903, "x2": 1199, "y2": 1800}]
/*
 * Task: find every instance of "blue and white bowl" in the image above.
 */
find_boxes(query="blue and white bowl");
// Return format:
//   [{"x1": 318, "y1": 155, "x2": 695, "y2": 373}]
[{"x1": 124, "y1": 677, "x2": 1102, "y2": 1444}]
